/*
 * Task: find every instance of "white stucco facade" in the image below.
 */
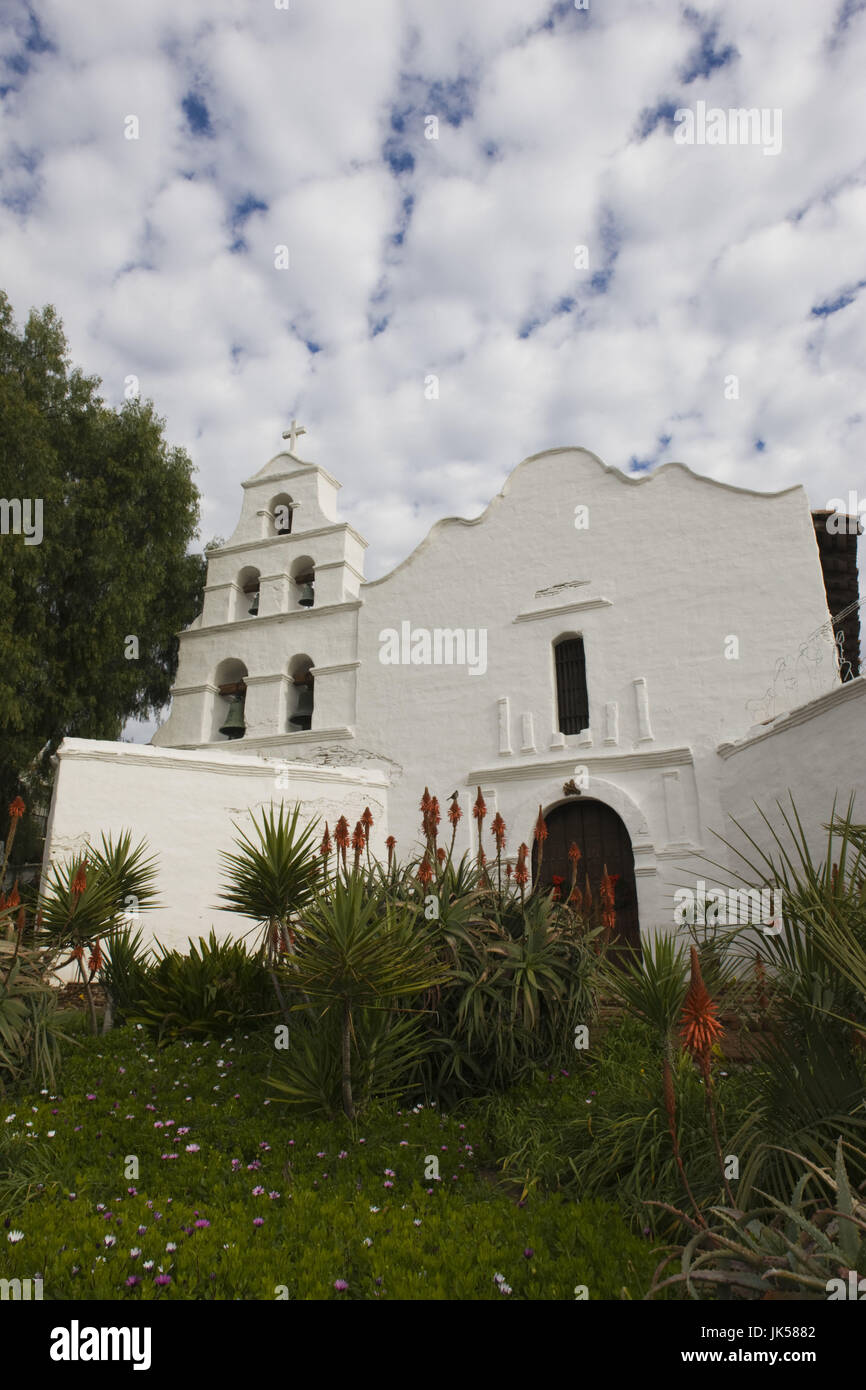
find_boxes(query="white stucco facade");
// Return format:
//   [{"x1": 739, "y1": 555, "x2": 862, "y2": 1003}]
[{"x1": 43, "y1": 443, "x2": 864, "y2": 951}]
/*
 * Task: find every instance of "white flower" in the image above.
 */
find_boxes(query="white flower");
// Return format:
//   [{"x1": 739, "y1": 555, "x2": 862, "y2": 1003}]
[
  {"x1": 166, "y1": 1242, "x2": 177, "y2": 1253},
  {"x1": 143, "y1": 1260, "x2": 154, "y2": 1271},
  {"x1": 413, "y1": 1219, "x2": 422, "y2": 1226},
  {"x1": 104, "y1": 1236, "x2": 116, "y2": 1247},
  {"x1": 130, "y1": 1248, "x2": 141, "y2": 1258},
  {"x1": 363, "y1": 1237, "x2": 373, "y2": 1247},
  {"x1": 4, "y1": 1115, "x2": 15, "y2": 1124},
  {"x1": 499, "y1": 1283, "x2": 513, "y2": 1295},
  {"x1": 369, "y1": 1206, "x2": 380, "y2": 1213},
  {"x1": 47, "y1": 1131, "x2": 56, "y2": 1138},
  {"x1": 7, "y1": 1230, "x2": 24, "y2": 1243},
  {"x1": 493, "y1": 1272, "x2": 505, "y2": 1284}
]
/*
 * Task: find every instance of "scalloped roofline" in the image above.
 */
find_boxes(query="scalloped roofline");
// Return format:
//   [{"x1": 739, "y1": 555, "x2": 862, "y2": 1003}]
[{"x1": 362, "y1": 445, "x2": 808, "y2": 590}]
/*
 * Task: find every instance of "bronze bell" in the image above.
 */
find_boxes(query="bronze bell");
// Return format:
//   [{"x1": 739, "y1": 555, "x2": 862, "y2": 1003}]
[
  {"x1": 247, "y1": 589, "x2": 259, "y2": 616},
  {"x1": 289, "y1": 680, "x2": 313, "y2": 729},
  {"x1": 219, "y1": 693, "x2": 246, "y2": 739},
  {"x1": 297, "y1": 579, "x2": 315, "y2": 608}
]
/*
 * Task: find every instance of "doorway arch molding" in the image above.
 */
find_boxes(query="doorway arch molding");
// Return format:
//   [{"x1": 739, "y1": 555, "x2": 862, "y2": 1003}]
[{"x1": 538, "y1": 777, "x2": 654, "y2": 861}]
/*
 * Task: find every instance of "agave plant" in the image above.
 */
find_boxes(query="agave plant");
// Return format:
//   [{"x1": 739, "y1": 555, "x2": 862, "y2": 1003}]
[{"x1": 645, "y1": 1138, "x2": 866, "y2": 1300}]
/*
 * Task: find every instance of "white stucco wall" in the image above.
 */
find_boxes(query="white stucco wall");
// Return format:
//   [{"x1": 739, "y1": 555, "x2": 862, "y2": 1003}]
[
  {"x1": 42, "y1": 740, "x2": 389, "y2": 953},
  {"x1": 716, "y1": 675, "x2": 866, "y2": 875}
]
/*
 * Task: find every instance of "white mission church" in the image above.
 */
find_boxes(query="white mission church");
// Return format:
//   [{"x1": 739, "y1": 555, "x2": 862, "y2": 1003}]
[{"x1": 43, "y1": 433, "x2": 865, "y2": 952}]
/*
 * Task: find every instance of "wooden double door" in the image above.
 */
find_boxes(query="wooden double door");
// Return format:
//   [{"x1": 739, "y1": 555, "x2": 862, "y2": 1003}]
[{"x1": 531, "y1": 798, "x2": 641, "y2": 954}]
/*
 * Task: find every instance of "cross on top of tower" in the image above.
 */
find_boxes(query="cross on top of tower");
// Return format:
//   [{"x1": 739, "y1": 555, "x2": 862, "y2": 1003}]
[{"x1": 282, "y1": 418, "x2": 307, "y2": 453}]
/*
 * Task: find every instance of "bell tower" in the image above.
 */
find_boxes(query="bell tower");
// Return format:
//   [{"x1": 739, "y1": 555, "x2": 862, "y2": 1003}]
[{"x1": 152, "y1": 428, "x2": 367, "y2": 751}]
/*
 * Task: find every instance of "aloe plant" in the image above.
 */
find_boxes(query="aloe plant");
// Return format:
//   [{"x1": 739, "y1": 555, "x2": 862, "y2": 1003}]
[
  {"x1": 646, "y1": 1138, "x2": 866, "y2": 1300},
  {"x1": 38, "y1": 831, "x2": 159, "y2": 1033}
]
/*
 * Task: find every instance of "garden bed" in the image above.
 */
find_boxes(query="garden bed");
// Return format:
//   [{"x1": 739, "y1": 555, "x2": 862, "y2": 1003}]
[{"x1": 0, "y1": 1026, "x2": 661, "y2": 1301}]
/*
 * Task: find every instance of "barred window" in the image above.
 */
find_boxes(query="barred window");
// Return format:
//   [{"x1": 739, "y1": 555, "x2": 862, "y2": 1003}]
[{"x1": 555, "y1": 636, "x2": 589, "y2": 735}]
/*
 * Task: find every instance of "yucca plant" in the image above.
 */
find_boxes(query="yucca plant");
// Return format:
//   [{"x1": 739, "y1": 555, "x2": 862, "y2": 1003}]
[
  {"x1": 704, "y1": 794, "x2": 866, "y2": 1037},
  {"x1": 276, "y1": 873, "x2": 449, "y2": 1119},
  {"x1": 601, "y1": 933, "x2": 689, "y2": 1041},
  {"x1": 268, "y1": 1005, "x2": 433, "y2": 1119},
  {"x1": 217, "y1": 802, "x2": 322, "y2": 959},
  {"x1": 696, "y1": 795, "x2": 866, "y2": 1198}
]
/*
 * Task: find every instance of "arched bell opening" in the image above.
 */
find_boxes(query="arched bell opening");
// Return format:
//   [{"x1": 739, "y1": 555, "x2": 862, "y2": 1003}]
[
  {"x1": 531, "y1": 797, "x2": 641, "y2": 962},
  {"x1": 290, "y1": 555, "x2": 315, "y2": 610},
  {"x1": 236, "y1": 566, "x2": 261, "y2": 620},
  {"x1": 213, "y1": 658, "x2": 248, "y2": 741},
  {"x1": 288, "y1": 654, "x2": 314, "y2": 731},
  {"x1": 271, "y1": 493, "x2": 295, "y2": 536}
]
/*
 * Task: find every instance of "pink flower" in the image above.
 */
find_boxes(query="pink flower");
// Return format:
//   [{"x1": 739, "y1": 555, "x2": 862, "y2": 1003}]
[
  {"x1": 334, "y1": 1279, "x2": 348, "y2": 1292},
  {"x1": 125, "y1": 1275, "x2": 140, "y2": 1287},
  {"x1": 194, "y1": 1219, "x2": 210, "y2": 1229},
  {"x1": 185, "y1": 1144, "x2": 200, "y2": 1153},
  {"x1": 253, "y1": 1218, "x2": 264, "y2": 1227},
  {"x1": 154, "y1": 1274, "x2": 171, "y2": 1287},
  {"x1": 252, "y1": 1186, "x2": 265, "y2": 1196}
]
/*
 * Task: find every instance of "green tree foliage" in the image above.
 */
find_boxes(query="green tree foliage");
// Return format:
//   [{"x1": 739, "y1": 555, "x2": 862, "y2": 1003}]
[{"x1": 0, "y1": 291, "x2": 206, "y2": 813}]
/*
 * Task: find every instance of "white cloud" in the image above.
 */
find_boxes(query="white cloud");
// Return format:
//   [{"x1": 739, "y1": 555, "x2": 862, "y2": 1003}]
[{"x1": 0, "y1": 0, "x2": 863, "y2": 634}]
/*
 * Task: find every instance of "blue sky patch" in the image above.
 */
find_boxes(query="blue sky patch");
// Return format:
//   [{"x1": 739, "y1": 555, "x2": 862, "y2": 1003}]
[
  {"x1": 811, "y1": 280, "x2": 866, "y2": 316},
  {"x1": 181, "y1": 91, "x2": 213, "y2": 137},
  {"x1": 680, "y1": 10, "x2": 738, "y2": 83}
]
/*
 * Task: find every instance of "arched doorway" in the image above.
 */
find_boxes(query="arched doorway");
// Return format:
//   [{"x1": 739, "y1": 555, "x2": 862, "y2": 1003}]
[{"x1": 531, "y1": 799, "x2": 641, "y2": 954}]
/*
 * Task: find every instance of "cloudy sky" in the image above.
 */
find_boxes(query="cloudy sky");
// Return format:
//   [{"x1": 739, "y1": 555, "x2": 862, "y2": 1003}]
[{"x1": 2, "y1": 0, "x2": 864, "y2": 597}]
